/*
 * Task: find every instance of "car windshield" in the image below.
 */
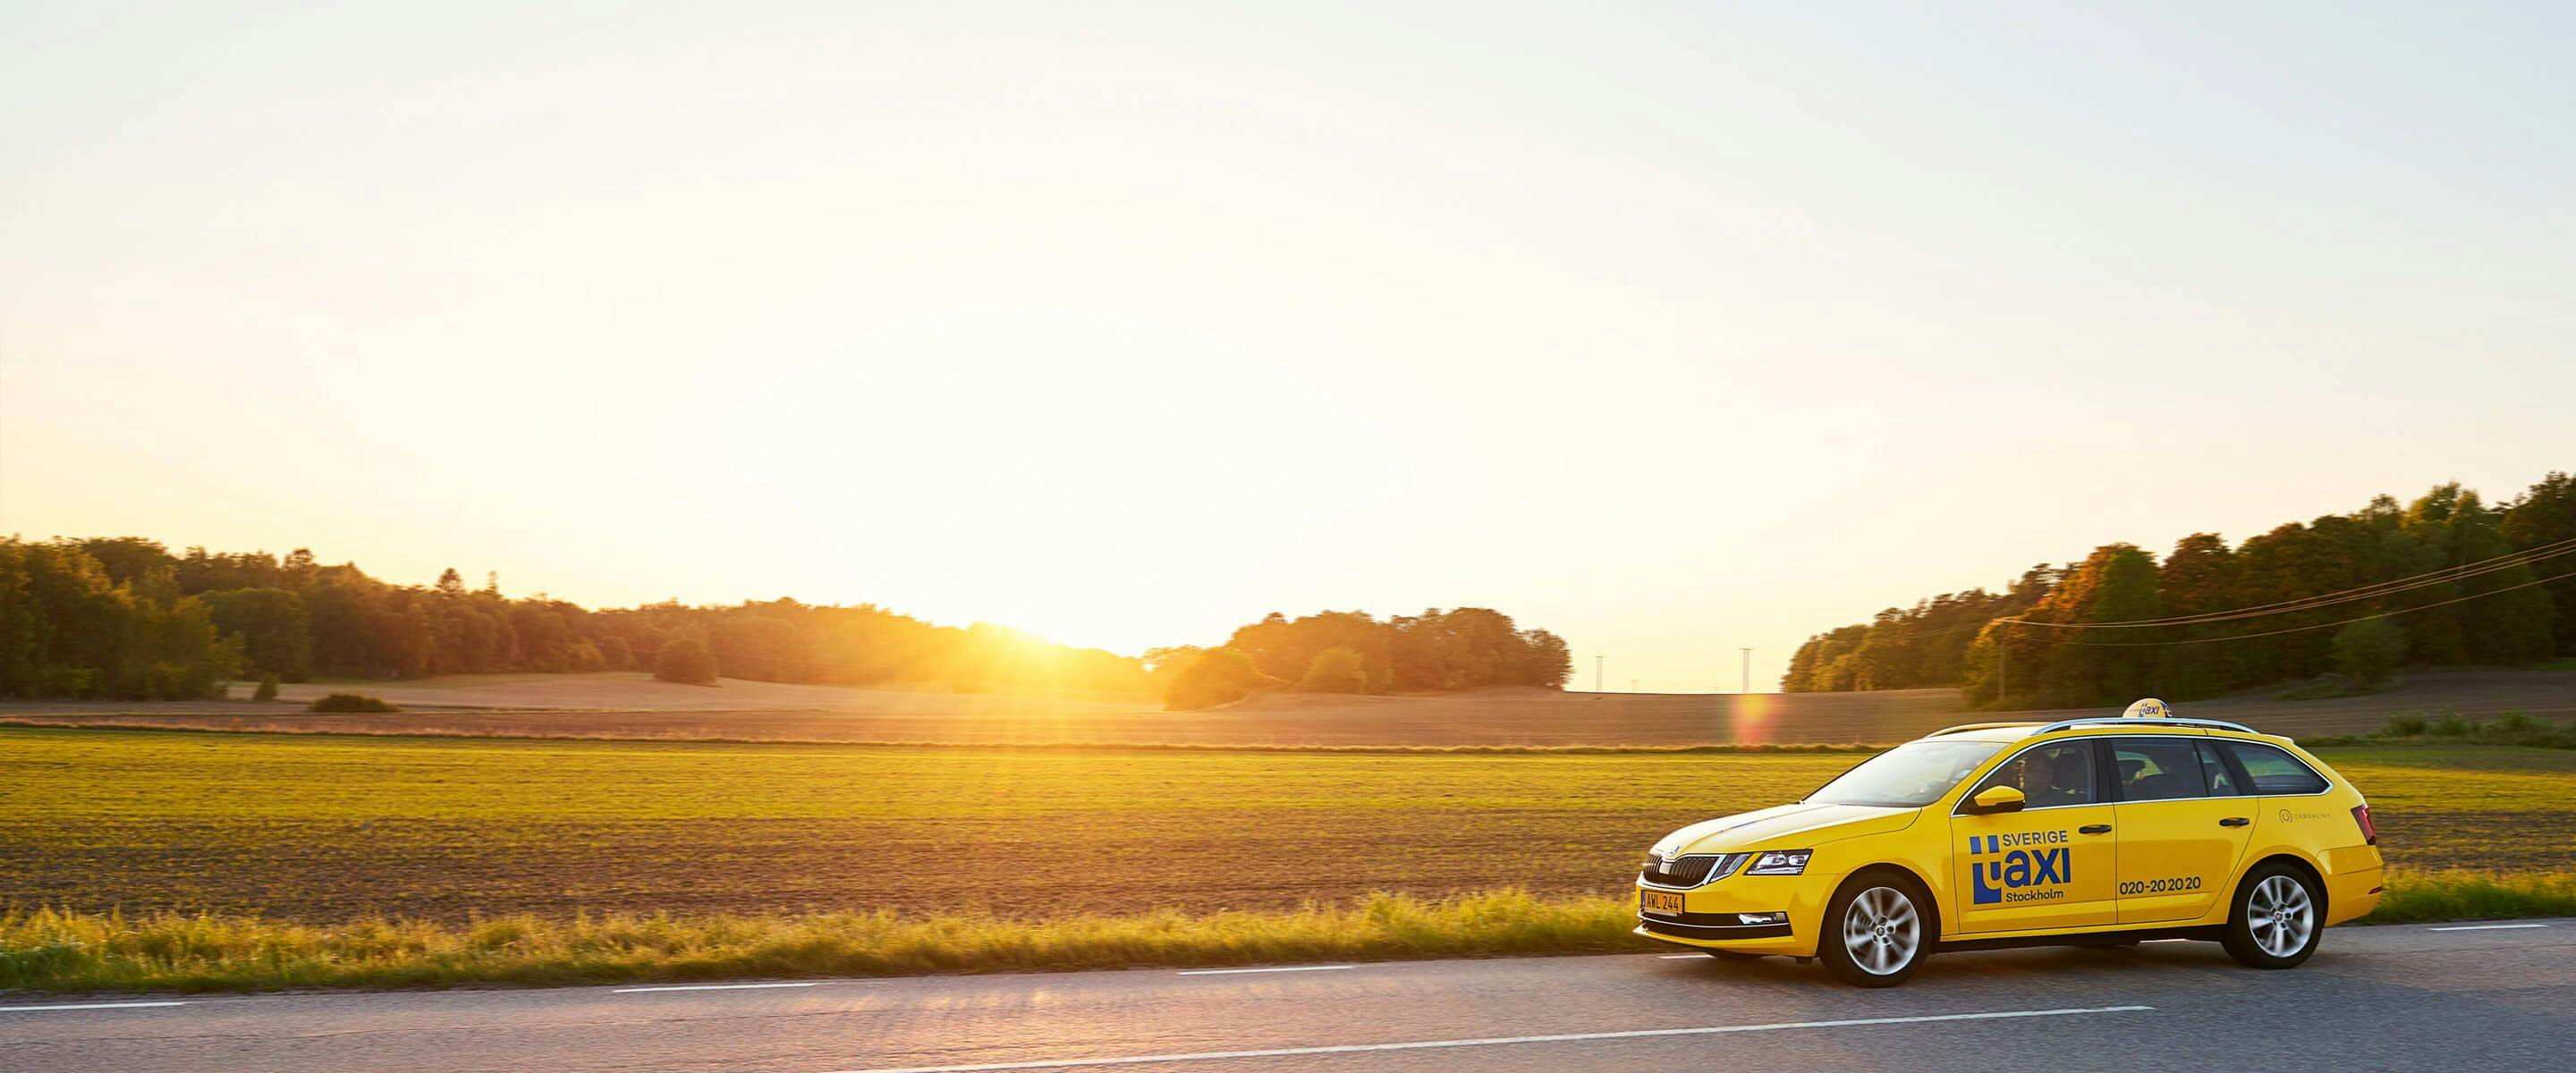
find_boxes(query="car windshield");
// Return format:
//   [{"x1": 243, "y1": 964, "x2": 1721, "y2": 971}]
[{"x1": 1804, "y1": 739, "x2": 2006, "y2": 807}]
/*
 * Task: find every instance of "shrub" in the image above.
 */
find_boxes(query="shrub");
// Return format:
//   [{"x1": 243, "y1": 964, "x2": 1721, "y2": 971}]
[
  {"x1": 1164, "y1": 647, "x2": 1278, "y2": 710},
  {"x1": 2382, "y1": 714, "x2": 2428, "y2": 737},
  {"x1": 2432, "y1": 714, "x2": 2471, "y2": 738},
  {"x1": 2333, "y1": 618, "x2": 2406, "y2": 685},
  {"x1": 309, "y1": 693, "x2": 398, "y2": 714},
  {"x1": 144, "y1": 662, "x2": 191, "y2": 700},
  {"x1": 253, "y1": 673, "x2": 280, "y2": 702},
  {"x1": 36, "y1": 666, "x2": 95, "y2": 697},
  {"x1": 1296, "y1": 647, "x2": 1368, "y2": 693},
  {"x1": 2467, "y1": 710, "x2": 2575, "y2": 748},
  {"x1": 653, "y1": 638, "x2": 719, "y2": 686}
]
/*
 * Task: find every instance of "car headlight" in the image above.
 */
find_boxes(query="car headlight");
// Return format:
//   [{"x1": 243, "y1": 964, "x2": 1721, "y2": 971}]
[{"x1": 1745, "y1": 849, "x2": 1812, "y2": 875}]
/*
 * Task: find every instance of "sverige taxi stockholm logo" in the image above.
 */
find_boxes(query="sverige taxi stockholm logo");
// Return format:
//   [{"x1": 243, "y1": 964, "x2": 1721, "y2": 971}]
[{"x1": 1969, "y1": 830, "x2": 2072, "y2": 904}]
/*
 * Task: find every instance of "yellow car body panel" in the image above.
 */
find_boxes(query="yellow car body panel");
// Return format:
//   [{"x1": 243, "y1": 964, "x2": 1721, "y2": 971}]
[{"x1": 1635, "y1": 722, "x2": 2382, "y2": 959}]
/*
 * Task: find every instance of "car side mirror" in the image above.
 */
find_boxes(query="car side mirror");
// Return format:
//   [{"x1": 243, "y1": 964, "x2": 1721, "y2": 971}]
[{"x1": 1967, "y1": 785, "x2": 2026, "y2": 815}]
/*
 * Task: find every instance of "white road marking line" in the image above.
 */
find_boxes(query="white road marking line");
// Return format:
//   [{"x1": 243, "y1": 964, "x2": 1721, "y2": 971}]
[
  {"x1": 0, "y1": 1001, "x2": 190, "y2": 1013},
  {"x1": 1174, "y1": 965, "x2": 1354, "y2": 976},
  {"x1": 826, "y1": 1004, "x2": 2156, "y2": 1073},
  {"x1": 2428, "y1": 923, "x2": 2549, "y2": 932},
  {"x1": 613, "y1": 982, "x2": 824, "y2": 993},
  {"x1": 1657, "y1": 953, "x2": 1706, "y2": 959}
]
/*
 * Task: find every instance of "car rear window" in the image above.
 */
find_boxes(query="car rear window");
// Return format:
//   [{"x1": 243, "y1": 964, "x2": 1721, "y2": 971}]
[{"x1": 2221, "y1": 741, "x2": 2329, "y2": 795}]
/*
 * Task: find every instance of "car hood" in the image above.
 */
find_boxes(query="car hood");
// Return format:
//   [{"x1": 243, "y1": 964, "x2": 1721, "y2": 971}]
[{"x1": 1653, "y1": 802, "x2": 1918, "y2": 855}]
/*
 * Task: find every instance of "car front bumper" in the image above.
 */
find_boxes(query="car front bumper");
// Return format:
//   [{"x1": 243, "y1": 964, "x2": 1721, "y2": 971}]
[{"x1": 1633, "y1": 872, "x2": 1838, "y2": 956}]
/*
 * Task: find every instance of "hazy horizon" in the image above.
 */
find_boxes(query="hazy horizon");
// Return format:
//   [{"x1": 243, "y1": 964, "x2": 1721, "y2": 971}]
[{"x1": 5, "y1": 4, "x2": 2571, "y2": 690}]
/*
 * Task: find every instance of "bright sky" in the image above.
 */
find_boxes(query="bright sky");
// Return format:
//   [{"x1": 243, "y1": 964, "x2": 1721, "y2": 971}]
[{"x1": 4, "y1": 4, "x2": 2570, "y2": 692}]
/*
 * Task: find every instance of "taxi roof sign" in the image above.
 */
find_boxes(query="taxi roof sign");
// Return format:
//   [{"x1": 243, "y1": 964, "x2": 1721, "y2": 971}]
[{"x1": 2123, "y1": 697, "x2": 2174, "y2": 719}]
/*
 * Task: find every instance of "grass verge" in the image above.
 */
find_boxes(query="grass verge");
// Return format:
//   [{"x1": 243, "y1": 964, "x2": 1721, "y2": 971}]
[
  {"x1": 6, "y1": 873, "x2": 2570, "y2": 995},
  {"x1": 2359, "y1": 870, "x2": 2576, "y2": 923},
  {"x1": 0, "y1": 891, "x2": 1638, "y2": 994}
]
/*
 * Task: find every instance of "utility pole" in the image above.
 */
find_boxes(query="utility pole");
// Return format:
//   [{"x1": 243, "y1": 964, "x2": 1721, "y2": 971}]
[
  {"x1": 1594, "y1": 655, "x2": 1605, "y2": 693},
  {"x1": 1997, "y1": 624, "x2": 2010, "y2": 707},
  {"x1": 1739, "y1": 647, "x2": 1752, "y2": 694}
]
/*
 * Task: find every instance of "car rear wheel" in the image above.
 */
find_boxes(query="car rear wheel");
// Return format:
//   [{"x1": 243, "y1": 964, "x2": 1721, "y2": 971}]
[
  {"x1": 1820, "y1": 875, "x2": 1928, "y2": 987},
  {"x1": 2223, "y1": 864, "x2": 2322, "y2": 969}
]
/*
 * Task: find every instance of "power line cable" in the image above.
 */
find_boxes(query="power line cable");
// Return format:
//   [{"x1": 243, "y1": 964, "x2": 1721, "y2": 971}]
[
  {"x1": 1855, "y1": 536, "x2": 2575, "y2": 643},
  {"x1": 2010, "y1": 536, "x2": 2576, "y2": 629},
  {"x1": 2006, "y1": 566, "x2": 2576, "y2": 647},
  {"x1": 2093, "y1": 534, "x2": 2574, "y2": 622}
]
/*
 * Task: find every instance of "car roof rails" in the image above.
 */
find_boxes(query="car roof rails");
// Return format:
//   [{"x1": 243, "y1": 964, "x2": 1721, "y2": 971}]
[
  {"x1": 1928, "y1": 722, "x2": 2042, "y2": 736},
  {"x1": 2032, "y1": 714, "x2": 2258, "y2": 736}
]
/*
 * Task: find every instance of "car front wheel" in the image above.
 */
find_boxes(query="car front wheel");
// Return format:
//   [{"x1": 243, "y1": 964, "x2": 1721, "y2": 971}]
[
  {"x1": 1820, "y1": 875, "x2": 1929, "y2": 987},
  {"x1": 2223, "y1": 864, "x2": 2323, "y2": 969}
]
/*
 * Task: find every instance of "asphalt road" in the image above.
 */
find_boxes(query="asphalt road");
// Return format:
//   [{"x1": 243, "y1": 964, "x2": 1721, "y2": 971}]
[{"x1": 8, "y1": 919, "x2": 2570, "y2": 1073}]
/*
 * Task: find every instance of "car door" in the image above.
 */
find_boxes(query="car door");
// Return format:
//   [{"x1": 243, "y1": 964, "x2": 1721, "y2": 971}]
[
  {"x1": 2221, "y1": 739, "x2": 2339, "y2": 866},
  {"x1": 1951, "y1": 738, "x2": 2117, "y2": 932},
  {"x1": 2110, "y1": 736, "x2": 2253, "y2": 924}
]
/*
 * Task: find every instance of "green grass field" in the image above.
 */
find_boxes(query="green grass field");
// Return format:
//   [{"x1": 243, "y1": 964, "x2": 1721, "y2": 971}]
[
  {"x1": 0, "y1": 728, "x2": 1852, "y2": 921},
  {"x1": 5, "y1": 727, "x2": 2570, "y2": 922},
  {"x1": 4, "y1": 727, "x2": 2572, "y2": 993}
]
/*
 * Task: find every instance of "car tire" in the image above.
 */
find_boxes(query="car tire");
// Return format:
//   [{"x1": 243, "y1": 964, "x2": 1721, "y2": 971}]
[
  {"x1": 2222, "y1": 862, "x2": 2323, "y2": 969},
  {"x1": 1819, "y1": 873, "x2": 1931, "y2": 987}
]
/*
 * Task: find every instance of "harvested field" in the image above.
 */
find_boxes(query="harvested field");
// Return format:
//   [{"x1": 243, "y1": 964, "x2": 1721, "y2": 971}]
[
  {"x1": 0, "y1": 672, "x2": 1144, "y2": 716},
  {"x1": 6, "y1": 668, "x2": 2572, "y2": 747},
  {"x1": 4, "y1": 728, "x2": 2568, "y2": 925}
]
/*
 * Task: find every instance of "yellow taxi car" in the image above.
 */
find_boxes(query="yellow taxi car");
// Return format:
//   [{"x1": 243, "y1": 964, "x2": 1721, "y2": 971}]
[{"x1": 1635, "y1": 699, "x2": 2383, "y2": 986}]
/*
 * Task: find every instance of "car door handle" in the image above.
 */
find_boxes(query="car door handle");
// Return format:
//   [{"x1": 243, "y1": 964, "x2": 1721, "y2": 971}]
[
  {"x1": 2219, "y1": 817, "x2": 2250, "y2": 827},
  {"x1": 2078, "y1": 824, "x2": 2112, "y2": 834}
]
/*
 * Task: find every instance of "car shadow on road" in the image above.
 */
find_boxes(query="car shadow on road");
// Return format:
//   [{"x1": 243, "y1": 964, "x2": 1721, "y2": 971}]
[{"x1": 1654, "y1": 941, "x2": 2287, "y2": 991}]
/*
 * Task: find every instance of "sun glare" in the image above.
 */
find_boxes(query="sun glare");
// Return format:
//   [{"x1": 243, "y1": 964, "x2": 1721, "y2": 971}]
[{"x1": 1729, "y1": 693, "x2": 1777, "y2": 747}]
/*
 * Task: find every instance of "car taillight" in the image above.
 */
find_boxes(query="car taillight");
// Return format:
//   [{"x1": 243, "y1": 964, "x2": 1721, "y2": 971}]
[{"x1": 2351, "y1": 804, "x2": 2377, "y2": 846}]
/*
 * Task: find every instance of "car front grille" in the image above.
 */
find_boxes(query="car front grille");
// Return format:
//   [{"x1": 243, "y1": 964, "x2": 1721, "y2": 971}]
[{"x1": 1640, "y1": 852, "x2": 1743, "y2": 887}]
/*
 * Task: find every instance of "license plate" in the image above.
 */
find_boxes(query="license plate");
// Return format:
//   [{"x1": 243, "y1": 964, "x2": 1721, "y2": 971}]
[{"x1": 1641, "y1": 889, "x2": 1686, "y2": 916}]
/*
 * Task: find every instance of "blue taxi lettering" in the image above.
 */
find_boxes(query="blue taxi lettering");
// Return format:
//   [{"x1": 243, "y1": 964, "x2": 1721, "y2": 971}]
[{"x1": 1970, "y1": 831, "x2": 2071, "y2": 905}]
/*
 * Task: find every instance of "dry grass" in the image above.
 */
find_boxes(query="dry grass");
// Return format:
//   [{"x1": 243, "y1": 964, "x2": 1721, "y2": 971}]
[
  {"x1": 0, "y1": 890, "x2": 1640, "y2": 993},
  {"x1": 2363, "y1": 870, "x2": 2576, "y2": 923}
]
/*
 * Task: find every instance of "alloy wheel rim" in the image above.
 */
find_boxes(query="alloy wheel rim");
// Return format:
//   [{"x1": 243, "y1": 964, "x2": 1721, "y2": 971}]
[
  {"x1": 2246, "y1": 874, "x2": 2315, "y2": 958},
  {"x1": 1843, "y1": 886, "x2": 1920, "y2": 975}
]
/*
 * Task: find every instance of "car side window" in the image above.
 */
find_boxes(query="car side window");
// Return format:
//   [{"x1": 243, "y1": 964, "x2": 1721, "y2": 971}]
[
  {"x1": 1969, "y1": 740, "x2": 2096, "y2": 807},
  {"x1": 2110, "y1": 739, "x2": 2207, "y2": 802},
  {"x1": 2194, "y1": 740, "x2": 2242, "y2": 796},
  {"x1": 2221, "y1": 741, "x2": 2329, "y2": 795}
]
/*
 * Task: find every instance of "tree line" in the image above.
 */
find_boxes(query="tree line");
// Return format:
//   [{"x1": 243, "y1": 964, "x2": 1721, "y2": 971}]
[
  {"x1": 1146, "y1": 607, "x2": 1573, "y2": 709},
  {"x1": 1784, "y1": 473, "x2": 2576, "y2": 708},
  {"x1": 0, "y1": 537, "x2": 1572, "y2": 706}
]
